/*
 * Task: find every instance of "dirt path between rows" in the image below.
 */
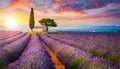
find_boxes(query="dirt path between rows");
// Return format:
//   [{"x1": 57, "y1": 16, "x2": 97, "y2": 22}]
[{"x1": 42, "y1": 42, "x2": 65, "y2": 69}]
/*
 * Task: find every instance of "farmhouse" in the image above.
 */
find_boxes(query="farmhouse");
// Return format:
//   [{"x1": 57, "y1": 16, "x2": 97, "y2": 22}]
[{"x1": 33, "y1": 26, "x2": 46, "y2": 32}]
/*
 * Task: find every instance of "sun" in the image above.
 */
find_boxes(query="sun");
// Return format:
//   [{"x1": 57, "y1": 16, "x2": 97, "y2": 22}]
[{"x1": 5, "y1": 15, "x2": 18, "y2": 29}]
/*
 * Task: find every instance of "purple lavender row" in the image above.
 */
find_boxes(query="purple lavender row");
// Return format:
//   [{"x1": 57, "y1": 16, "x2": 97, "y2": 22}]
[
  {"x1": 0, "y1": 32, "x2": 22, "y2": 40},
  {"x1": 0, "y1": 30, "x2": 19, "y2": 35},
  {"x1": 6, "y1": 34, "x2": 54, "y2": 69},
  {"x1": 0, "y1": 34, "x2": 30, "y2": 68},
  {"x1": 46, "y1": 33, "x2": 120, "y2": 64},
  {"x1": 46, "y1": 33, "x2": 120, "y2": 53},
  {"x1": 77, "y1": 57, "x2": 120, "y2": 69},
  {"x1": 0, "y1": 31, "x2": 21, "y2": 37},
  {"x1": 0, "y1": 32, "x2": 24, "y2": 42},
  {"x1": 0, "y1": 31, "x2": 17, "y2": 37},
  {"x1": 0, "y1": 31, "x2": 21, "y2": 40},
  {"x1": 40, "y1": 35, "x2": 92, "y2": 69},
  {"x1": 0, "y1": 33, "x2": 26, "y2": 47},
  {"x1": 40, "y1": 34, "x2": 120, "y2": 69}
]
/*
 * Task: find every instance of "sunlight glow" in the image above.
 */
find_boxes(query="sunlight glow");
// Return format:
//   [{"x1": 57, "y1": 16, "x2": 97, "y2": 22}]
[{"x1": 5, "y1": 15, "x2": 18, "y2": 29}]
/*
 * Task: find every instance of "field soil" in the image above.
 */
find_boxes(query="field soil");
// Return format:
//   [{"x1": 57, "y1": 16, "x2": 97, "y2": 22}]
[{"x1": 42, "y1": 42, "x2": 65, "y2": 69}]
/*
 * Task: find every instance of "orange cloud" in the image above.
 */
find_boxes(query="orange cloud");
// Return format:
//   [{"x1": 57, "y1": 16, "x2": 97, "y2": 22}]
[
  {"x1": 0, "y1": 0, "x2": 32, "y2": 12},
  {"x1": 55, "y1": 0, "x2": 62, "y2": 2},
  {"x1": 0, "y1": 0, "x2": 119, "y2": 26},
  {"x1": 0, "y1": 19, "x2": 5, "y2": 25},
  {"x1": 58, "y1": 10, "x2": 86, "y2": 17}
]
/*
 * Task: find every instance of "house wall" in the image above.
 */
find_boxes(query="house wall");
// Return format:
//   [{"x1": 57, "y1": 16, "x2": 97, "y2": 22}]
[
  {"x1": 33, "y1": 26, "x2": 46, "y2": 32},
  {"x1": 33, "y1": 28, "x2": 43, "y2": 32}
]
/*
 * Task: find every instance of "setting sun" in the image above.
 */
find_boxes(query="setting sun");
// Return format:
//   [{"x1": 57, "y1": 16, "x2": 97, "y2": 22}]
[{"x1": 5, "y1": 15, "x2": 18, "y2": 28}]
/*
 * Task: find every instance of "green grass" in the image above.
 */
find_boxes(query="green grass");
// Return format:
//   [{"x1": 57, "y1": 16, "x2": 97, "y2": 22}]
[
  {"x1": 70, "y1": 56, "x2": 89, "y2": 69},
  {"x1": 59, "y1": 51, "x2": 72, "y2": 61},
  {"x1": 94, "y1": 50, "x2": 106, "y2": 57},
  {"x1": 83, "y1": 63, "x2": 109, "y2": 69},
  {"x1": 105, "y1": 52, "x2": 118, "y2": 62},
  {"x1": 0, "y1": 59, "x2": 4, "y2": 68}
]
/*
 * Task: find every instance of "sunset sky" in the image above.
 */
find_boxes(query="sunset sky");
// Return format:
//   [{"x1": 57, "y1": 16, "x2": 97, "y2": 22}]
[{"x1": 0, "y1": 0, "x2": 120, "y2": 31}]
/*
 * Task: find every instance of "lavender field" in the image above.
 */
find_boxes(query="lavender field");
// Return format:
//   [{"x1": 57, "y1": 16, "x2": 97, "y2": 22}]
[{"x1": 0, "y1": 30, "x2": 120, "y2": 69}]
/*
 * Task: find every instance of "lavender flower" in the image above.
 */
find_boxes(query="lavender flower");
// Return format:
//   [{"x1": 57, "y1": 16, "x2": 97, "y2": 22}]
[
  {"x1": 77, "y1": 57, "x2": 120, "y2": 69},
  {"x1": 0, "y1": 34, "x2": 30, "y2": 68},
  {"x1": 7, "y1": 34, "x2": 54, "y2": 69}
]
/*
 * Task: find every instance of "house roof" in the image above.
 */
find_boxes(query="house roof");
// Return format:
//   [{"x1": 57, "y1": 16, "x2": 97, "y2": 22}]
[{"x1": 34, "y1": 26, "x2": 46, "y2": 29}]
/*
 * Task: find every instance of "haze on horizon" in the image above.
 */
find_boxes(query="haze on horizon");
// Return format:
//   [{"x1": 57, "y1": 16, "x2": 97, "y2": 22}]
[{"x1": 0, "y1": 0, "x2": 120, "y2": 31}]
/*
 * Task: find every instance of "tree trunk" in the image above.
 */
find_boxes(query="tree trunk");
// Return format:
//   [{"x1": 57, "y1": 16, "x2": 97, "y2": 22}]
[
  {"x1": 31, "y1": 29, "x2": 33, "y2": 32},
  {"x1": 46, "y1": 26, "x2": 48, "y2": 32}
]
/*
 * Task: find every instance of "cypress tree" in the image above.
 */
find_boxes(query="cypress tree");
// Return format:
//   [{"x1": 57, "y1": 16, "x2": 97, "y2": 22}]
[{"x1": 29, "y1": 8, "x2": 35, "y2": 31}]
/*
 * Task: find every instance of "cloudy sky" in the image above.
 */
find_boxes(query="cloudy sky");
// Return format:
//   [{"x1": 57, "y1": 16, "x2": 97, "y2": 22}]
[{"x1": 0, "y1": 0, "x2": 120, "y2": 30}]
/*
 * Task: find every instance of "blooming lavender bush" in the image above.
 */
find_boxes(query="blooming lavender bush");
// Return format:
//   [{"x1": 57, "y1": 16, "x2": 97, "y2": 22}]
[
  {"x1": 77, "y1": 57, "x2": 120, "y2": 69},
  {"x1": 0, "y1": 31, "x2": 119, "y2": 69},
  {"x1": 40, "y1": 33, "x2": 120, "y2": 69},
  {"x1": 6, "y1": 34, "x2": 54, "y2": 69},
  {"x1": 45, "y1": 32, "x2": 120, "y2": 64},
  {"x1": 0, "y1": 34, "x2": 30, "y2": 68},
  {"x1": 0, "y1": 33, "x2": 26, "y2": 47},
  {"x1": 0, "y1": 31, "x2": 21, "y2": 40},
  {"x1": 64, "y1": 50, "x2": 92, "y2": 69},
  {"x1": 40, "y1": 34, "x2": 92, "y2": 69}
]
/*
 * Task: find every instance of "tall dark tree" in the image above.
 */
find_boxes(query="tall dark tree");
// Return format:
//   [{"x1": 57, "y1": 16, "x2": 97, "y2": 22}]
[
  {"x1": 29, "y1": 8, "x2": 35, "y2": 31},
  {"x1": 39, "y1": 18, "x2": 57, "y2": 32}
]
